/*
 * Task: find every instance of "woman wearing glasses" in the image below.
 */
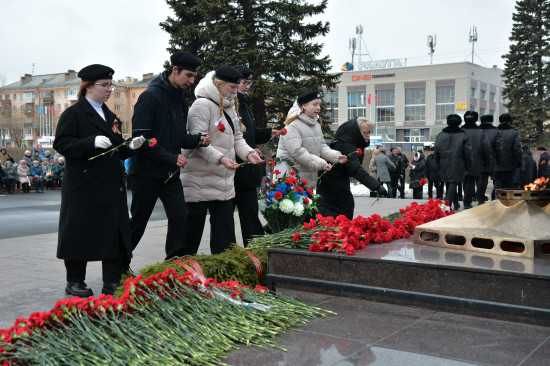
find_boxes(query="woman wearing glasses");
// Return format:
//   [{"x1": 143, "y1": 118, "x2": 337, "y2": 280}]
[{"x1": 53, "y1": 64, "x2": 145, "y2": 298}]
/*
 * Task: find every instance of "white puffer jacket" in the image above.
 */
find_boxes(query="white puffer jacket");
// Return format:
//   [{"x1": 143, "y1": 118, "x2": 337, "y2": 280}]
[
  {"x1": 276, "y1": 112, "x2": 341, "y2": 188},
  {"x1": 181, "y1": 71, "x2": 254, "y2": 202}
]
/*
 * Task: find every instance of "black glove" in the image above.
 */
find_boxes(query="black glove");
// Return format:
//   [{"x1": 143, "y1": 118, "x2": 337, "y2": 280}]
[{"x1": 376, "y1": 185, "x2": 388, "y2": 197}]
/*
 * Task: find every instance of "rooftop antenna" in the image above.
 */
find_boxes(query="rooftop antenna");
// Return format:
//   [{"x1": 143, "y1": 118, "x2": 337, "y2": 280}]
[
  {"x1": 427, "y1": 35, "x2": 436, "y2": 65},
  {"x1": 32, "y1": 62, "x2": 35, "y2": 75},
  {"x1": 349, "y1": 37, "x2": 357, "y2": 65},
  {"x1": 469, "y1": 26, "x2": 478, "y2": 63},
  {"x1": 355, "y1": 25, "x2": 373, "y2": 66}
]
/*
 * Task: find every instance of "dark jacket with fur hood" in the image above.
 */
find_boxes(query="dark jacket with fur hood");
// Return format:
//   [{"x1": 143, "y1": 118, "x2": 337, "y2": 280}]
[
  {"x1": 434, "y1": 125, "x2": 474, "y2": 183},
  {"x1": 478, "y1": 123, "x2": 502, "y2": 174},
  {"x1": 461, "y1": 122, "x2": 490, "y2": 177},
  {"x1": 493, "y1": 123, "x2": 522, "y2": 172}
]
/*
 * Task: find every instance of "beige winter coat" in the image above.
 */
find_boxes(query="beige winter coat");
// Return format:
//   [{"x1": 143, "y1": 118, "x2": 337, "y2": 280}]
[
  {"x1": 181, "y1": 71, "x2": 254, "y2": 202},
  {"x1": 276, "y1": 113, "x2": 341, "y2": 188}
]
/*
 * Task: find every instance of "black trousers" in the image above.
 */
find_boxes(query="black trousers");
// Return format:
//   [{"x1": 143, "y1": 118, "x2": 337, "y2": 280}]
[
  {"x1": 185, "y1": 200, "x2": 236, "y2": 255},
  {"x1": 234, "y1": 187, "x2": 264, "y2": 246},
  {"x1": 390, "y1": 173, "x2": 400, "y2": 198},
  {"x1": 445, "y1": 182, "x2": 459, "y2": 208},
  {"x1": 477, "y1": 173, "x2": 491, "y2": 203},
  {"x1": 130, "y1": 176, "x2": 188, "y2": 260},
  {"x1": 65, "y1": 259, "x2": 122, "y2": 283},
  {"x1": 427, "y1": 180, "x2": 443, "y2": 199},
  {"x1": 463, "y1": 176, "x2": 478, "y2": 205},
  {"x1": 494, "y1": 170, "x2": 516, "y2": 191},
  {"x1": 412, "y1": 187, "x2": 423, "y2": 199},
  {"x1": 398, "y1": 174, "x2": 406, "y2": 198}
]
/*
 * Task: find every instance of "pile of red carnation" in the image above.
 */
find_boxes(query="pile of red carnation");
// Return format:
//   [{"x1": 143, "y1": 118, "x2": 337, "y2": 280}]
[{"x1": 249, "y1": 199, "x2": 454, "y2": 255}]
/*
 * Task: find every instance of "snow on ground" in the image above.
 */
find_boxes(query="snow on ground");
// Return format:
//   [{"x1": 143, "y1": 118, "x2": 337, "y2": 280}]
[{"x1": 349, "y1": 182, "x2": 428, "y2": 197}]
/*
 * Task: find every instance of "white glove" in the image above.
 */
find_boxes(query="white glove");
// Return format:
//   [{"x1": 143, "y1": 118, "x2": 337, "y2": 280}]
[
  {"x1": 129, "y1": 136, "x2": 146, "y2": 150},
  {"x1": 94, "y1": 136, "x2": 112, "y2": 149}
]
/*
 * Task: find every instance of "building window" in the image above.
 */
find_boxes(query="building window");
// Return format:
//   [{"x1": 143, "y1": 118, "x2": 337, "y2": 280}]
[
  {"x1": 347, "y1": 91, "x2": 366, "y2": 119},
  {"x1": 471, "y1": 87, "x2": 477, "y2": 98},
  {"x1": 470, "y1": 104, "x2": 476, "y2": 111},
  {"x1": 115, "y1": 92, "x2": 121, "y2": 99},
  {"x1": 404, "y1": 87, "x2": 426, "y2": 121},
  {"x1": 323, "y1": 91, "x2": 338, "y2": 126},
  {"x1": 69, "y1": 89, "x2": 77, "y2": 96},
  {"x1": 480, "y1": 107, "x2": 486, "y2": 115},
  {"x1": 0, "y1": 95, "x2": 2, "y2": 100},
  {"x1": 131, "y1": 92, "x2": 136, "y2": 99},
  {"x1": 480, "y1": 90, "x2": 486, "y2": 100},
  {"x1": 490, "y1": 92, "x2": 496, "y2": 102},
  {"x1": 489, "y1": 109, "x2": 495, "y2": 118},
  {"x1": 5, "y1": 95, "x2": 10, "y2": 100},
  {"x1": 131, "y1": 105, "x2": 135, "y2": 111},
  {"x1": 20, "y1": 106, "x2": 24, "y2": 112},
  {"x1": 25, "y1": 103, "x2": 33, "y2": 113},
  {"x1": 64, "y1": 103, "x2": 68, "y2": 109},
  {"x1": 22, "y1": 92, "x2": 33, "y2": 99},
  {"x1": 435, "y1": 85, "x2": 455, "y2": 121},
  {"x1": 115, "y1": 105, "x2": 122, "y2": 111},
  {"x1": 375, "y1": 89, "x2": 395, "y2": 123},
  {"x1": 57, "y1": 91, "x2": 61, "y2": 97},
  {"x1": 57, "y1": 104, "x2": 61, "y2": 110},
  {"x1": 13, "y1": 94, "x2": 17, "y2": 100},
  {"x1": 64, "y1": 90, "x2": 68, "y2": 97},
  {"x1": 13, "y1": 106, "x2": 17, "y2": 112}
]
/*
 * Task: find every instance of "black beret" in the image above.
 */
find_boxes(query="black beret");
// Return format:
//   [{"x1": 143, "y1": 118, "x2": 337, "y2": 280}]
[
  {"x1": 297, "y1": 90, "x2": 322, "y2": 106},
  {"x1": 464, "y1": 111, "x2": 479, "y2": 122},
  {"x1": 538, "y1": 146, "x2": 548, "y2": 151},
  {"x1": 78, "y1": 64, "x2": 114, "y2": 81},
  {"x1": 232, "y1": 65, "x2": 254, "y2": 80},
  {"x1": 480, "y1": 114, "x2": 493, "y2": 123},
  {"x1": 446, "y1": 114, "x2": 462, "y2": 126},
  {"x1": 170, "y1": 51, "x2": 201, "y2": 72},
  {"x1": 499, "y1": 113, "x2": 512, "y2": 123},
  {"x1": 215, "y1": 66, "x2": 243, "y2": 84}
]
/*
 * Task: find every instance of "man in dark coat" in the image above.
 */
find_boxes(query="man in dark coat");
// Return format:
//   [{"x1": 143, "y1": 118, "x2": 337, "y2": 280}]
[
  {"x1": 396, "y1": 146, "x2": 409, "y2": 198},
  {"x1": 232, "y1": 65, "x2": 278, "y2": 245},
  {"x1": 317, "y1": 117, "x2": 386, "y2": 220},
  {"x1": 478, "y1": 115, "x2": 501, "y2": 204},
  {"x1": 434, "y1": 114, "x2": 474, "y2": 211},
  {"x1": 408, "y1": 150, "x2": 426, "y2": 199},
  {"x1": 493, "y1": 114, "x2": 522, "y2": 191},
  {"x1": 424, "y1": 146, "x2": 443, "y2": 199},
  {"x1": 515, "y1": 145, "x2": 537, "y2": 187},
  {"x1": 537, "y1": 147, "x2": 549, "y2": 178},
  {"x1": 461, "y1": 111, "x2": 490, "y2": 209},
  {"x1": 54, "y1": 64, "x2": 145, "y2": 297},
  {"x1": 130, "y1": 51, "x2": 209, "y2": 262},
  {"x1": 388, "y1": 147, "x2": 401, "y2": 198}
]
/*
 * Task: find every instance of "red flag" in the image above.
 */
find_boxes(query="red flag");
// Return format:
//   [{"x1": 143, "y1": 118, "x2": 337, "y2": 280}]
[
  {"x1": 375, "y1": 94, "x2": 378, "y2": 105},
  {"x1": 368, "y1": 94, "x2": 371, "y2": 104}
]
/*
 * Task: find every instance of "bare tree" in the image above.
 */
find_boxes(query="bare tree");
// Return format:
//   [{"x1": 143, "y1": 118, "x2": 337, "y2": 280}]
[{"x1": 0, "y1": 73, "x2": 7, "y2": 87}]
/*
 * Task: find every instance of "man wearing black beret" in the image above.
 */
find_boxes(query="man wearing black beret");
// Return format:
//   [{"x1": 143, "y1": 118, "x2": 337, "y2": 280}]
[
  {"x1": 478, "y1": 114, "x2": 502, "y2": 204},
  {"x1": 493, "y1": 113, "x2": 522, "y2": 191},
  {"x1": 232, "y1": 65, "x2": 279, "y2": 244},
  {"x1": 129, "y1": 51, "x2": 210, "y2": 264},
  {"x1": 461, "y1": 111, "x2": 489, "y2": 209}
]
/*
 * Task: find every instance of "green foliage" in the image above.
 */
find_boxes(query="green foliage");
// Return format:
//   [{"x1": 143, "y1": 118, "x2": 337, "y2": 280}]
[
  {"x1": 138, "y1": 244, "x2": 267, "y2": 287},
  {"x1": 160, "y1": 0, "x2": 340, "y2": 128},
  {"x1": 502, "y1": 0, "x2": 550, "y2": 145}
]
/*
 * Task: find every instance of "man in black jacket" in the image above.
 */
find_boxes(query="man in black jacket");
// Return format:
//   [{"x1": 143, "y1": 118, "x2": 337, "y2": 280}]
[
  {"x1": 435, "y1": 114, "x2": 474, "y2": 211},
  {"x1": 130, "y1": 51, "x2": 210, "y2": 262},
  {"x1": 461, "y1": 111, "x2": 489, "y2": 209},
  {"x1": 396, "y1": 146, "x2": 409, "y2": 198},
  {"x1": 424, "y1": 146, "x2": 443, "y2": 199},
  {"x1": 493, "y1": 114, "x2": 522, "y2": 191},
  {"x1": 537, "y1": 147, "x2": 549, "y2": 179},
  {"x1": 478, "y1": 115, "x2": 501, "y2": 204},
  {"x1": 232, "y1": 65, "x2": 278, "y2": 245}
]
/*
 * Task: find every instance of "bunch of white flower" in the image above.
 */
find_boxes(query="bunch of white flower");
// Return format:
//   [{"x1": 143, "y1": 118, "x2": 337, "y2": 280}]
[
  {"x1": 293, "y1": 202, "x2": 304, "y2": 216},
  {"x1": 279, "y1": 199, "x2": 295, "y2": 214}
]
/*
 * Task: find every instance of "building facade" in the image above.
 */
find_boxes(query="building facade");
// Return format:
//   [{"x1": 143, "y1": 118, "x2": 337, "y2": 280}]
[
  {"x1": 0, "y1": 71, "x2": 157, "y2": 148},
  {"x1": 323, "y1": 61, "x2": 507, "y2": 151}
]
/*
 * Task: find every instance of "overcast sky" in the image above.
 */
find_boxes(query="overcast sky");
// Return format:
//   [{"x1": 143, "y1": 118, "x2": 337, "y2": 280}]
[{"x1": 0, "y1": 0, "x2": 517, "y2": 85}]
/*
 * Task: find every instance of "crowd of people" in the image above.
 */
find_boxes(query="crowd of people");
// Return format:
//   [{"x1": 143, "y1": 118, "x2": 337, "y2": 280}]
[
  {"x1": 4, "y1": 51, "x2": 547, "y2": 299},
  {"x1": 0, "y1": 147, "x2": 65, "y2": 194}
]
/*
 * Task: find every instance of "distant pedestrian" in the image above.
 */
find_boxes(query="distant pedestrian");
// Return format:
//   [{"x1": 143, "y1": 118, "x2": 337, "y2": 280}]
[
  {"x1": 515, "y1": 145, "x2": 537, "y2": 187},
  {"x1": 424, "y1": 146, "x2": 443, "y2": 199},
  {"x1": 408, "y1": 150, "x2": 426, "y2": 199},
  {"x1": 435, "y1": 114, "x2": 474, "y2": 211},
  {"x1": 461, "y1": 111, "x2": 489, "y2": 209},
  {"x1": 3, "y1": 161, "x2": 16, "y2": 194},
  {"x1": 493, "y1": 114, "x2": 522, "y2": 191},
  {"x1": 396, "y1": 146, "x2": 409, "y2": 198},
  {"x1": 478, "y1": 115, "x2": 501, "y2": 204},
  {"x1": 388, "y1": 147, "x2": 401, "y2": 198},
  {"x1": 537, "y1": 147, "x2": 549, "y2": 179},
  {"x1": 371, "y1": 146, "x2": 395, "y2": 198}
]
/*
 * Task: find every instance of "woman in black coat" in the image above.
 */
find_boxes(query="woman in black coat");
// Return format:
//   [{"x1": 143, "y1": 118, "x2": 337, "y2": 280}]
[
  {"x1": 317, "y1": 117, "x2": 386, "y2": 220},
  {"x1": 408, "y1": 150, "x2": 426, "y2": 199},
  {"x1": 53, "y1": 64, "x2": 145, "y2": 297}
]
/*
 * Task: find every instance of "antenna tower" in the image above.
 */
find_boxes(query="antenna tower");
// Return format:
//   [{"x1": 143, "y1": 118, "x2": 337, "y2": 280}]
[
  {"x1": 469, "y1": 26, "x2": 478, "y2": 63},
  {"x1": 427, "y1": 35, "x2": 436, "y2": 65},
  {"x1": 355, "y1": 25, "x2": 373, "y2": 65}
]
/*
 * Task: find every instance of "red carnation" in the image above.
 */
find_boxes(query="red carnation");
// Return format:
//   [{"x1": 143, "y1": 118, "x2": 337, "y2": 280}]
[
  {"x1": 267, "y1": 158, "x2": 276, "y2": 167},
  {"x1": 274, "y1": 191, "x2": 283, "y2": 200},
  {"x1": 274, "y1": 169, "x2": 281, "y2": 175},
  {"x1": 304, "y1": 197, "x2": 309, "y2": 204},
  {"x1": 419, "y1": 178, "x2": 426, "y2": 186},
  {"x1": 356, "y1": 148, "x2": 362, "y2": 156},
  {"x1": 292, "y1": 232, "x2": 301, "y2": 242},
  {"x1": 302, "y1": 180, "x2": 309, "y2": 186},
  {"x1": 147, "y1": 138, "x2": 158, "y2": 147},
  {"x1": 279, "y1": 128, "x2": 288, "y2": 136},
  {"x1": 217, "y1": 122, "x2": 226, "y2": 133}
]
